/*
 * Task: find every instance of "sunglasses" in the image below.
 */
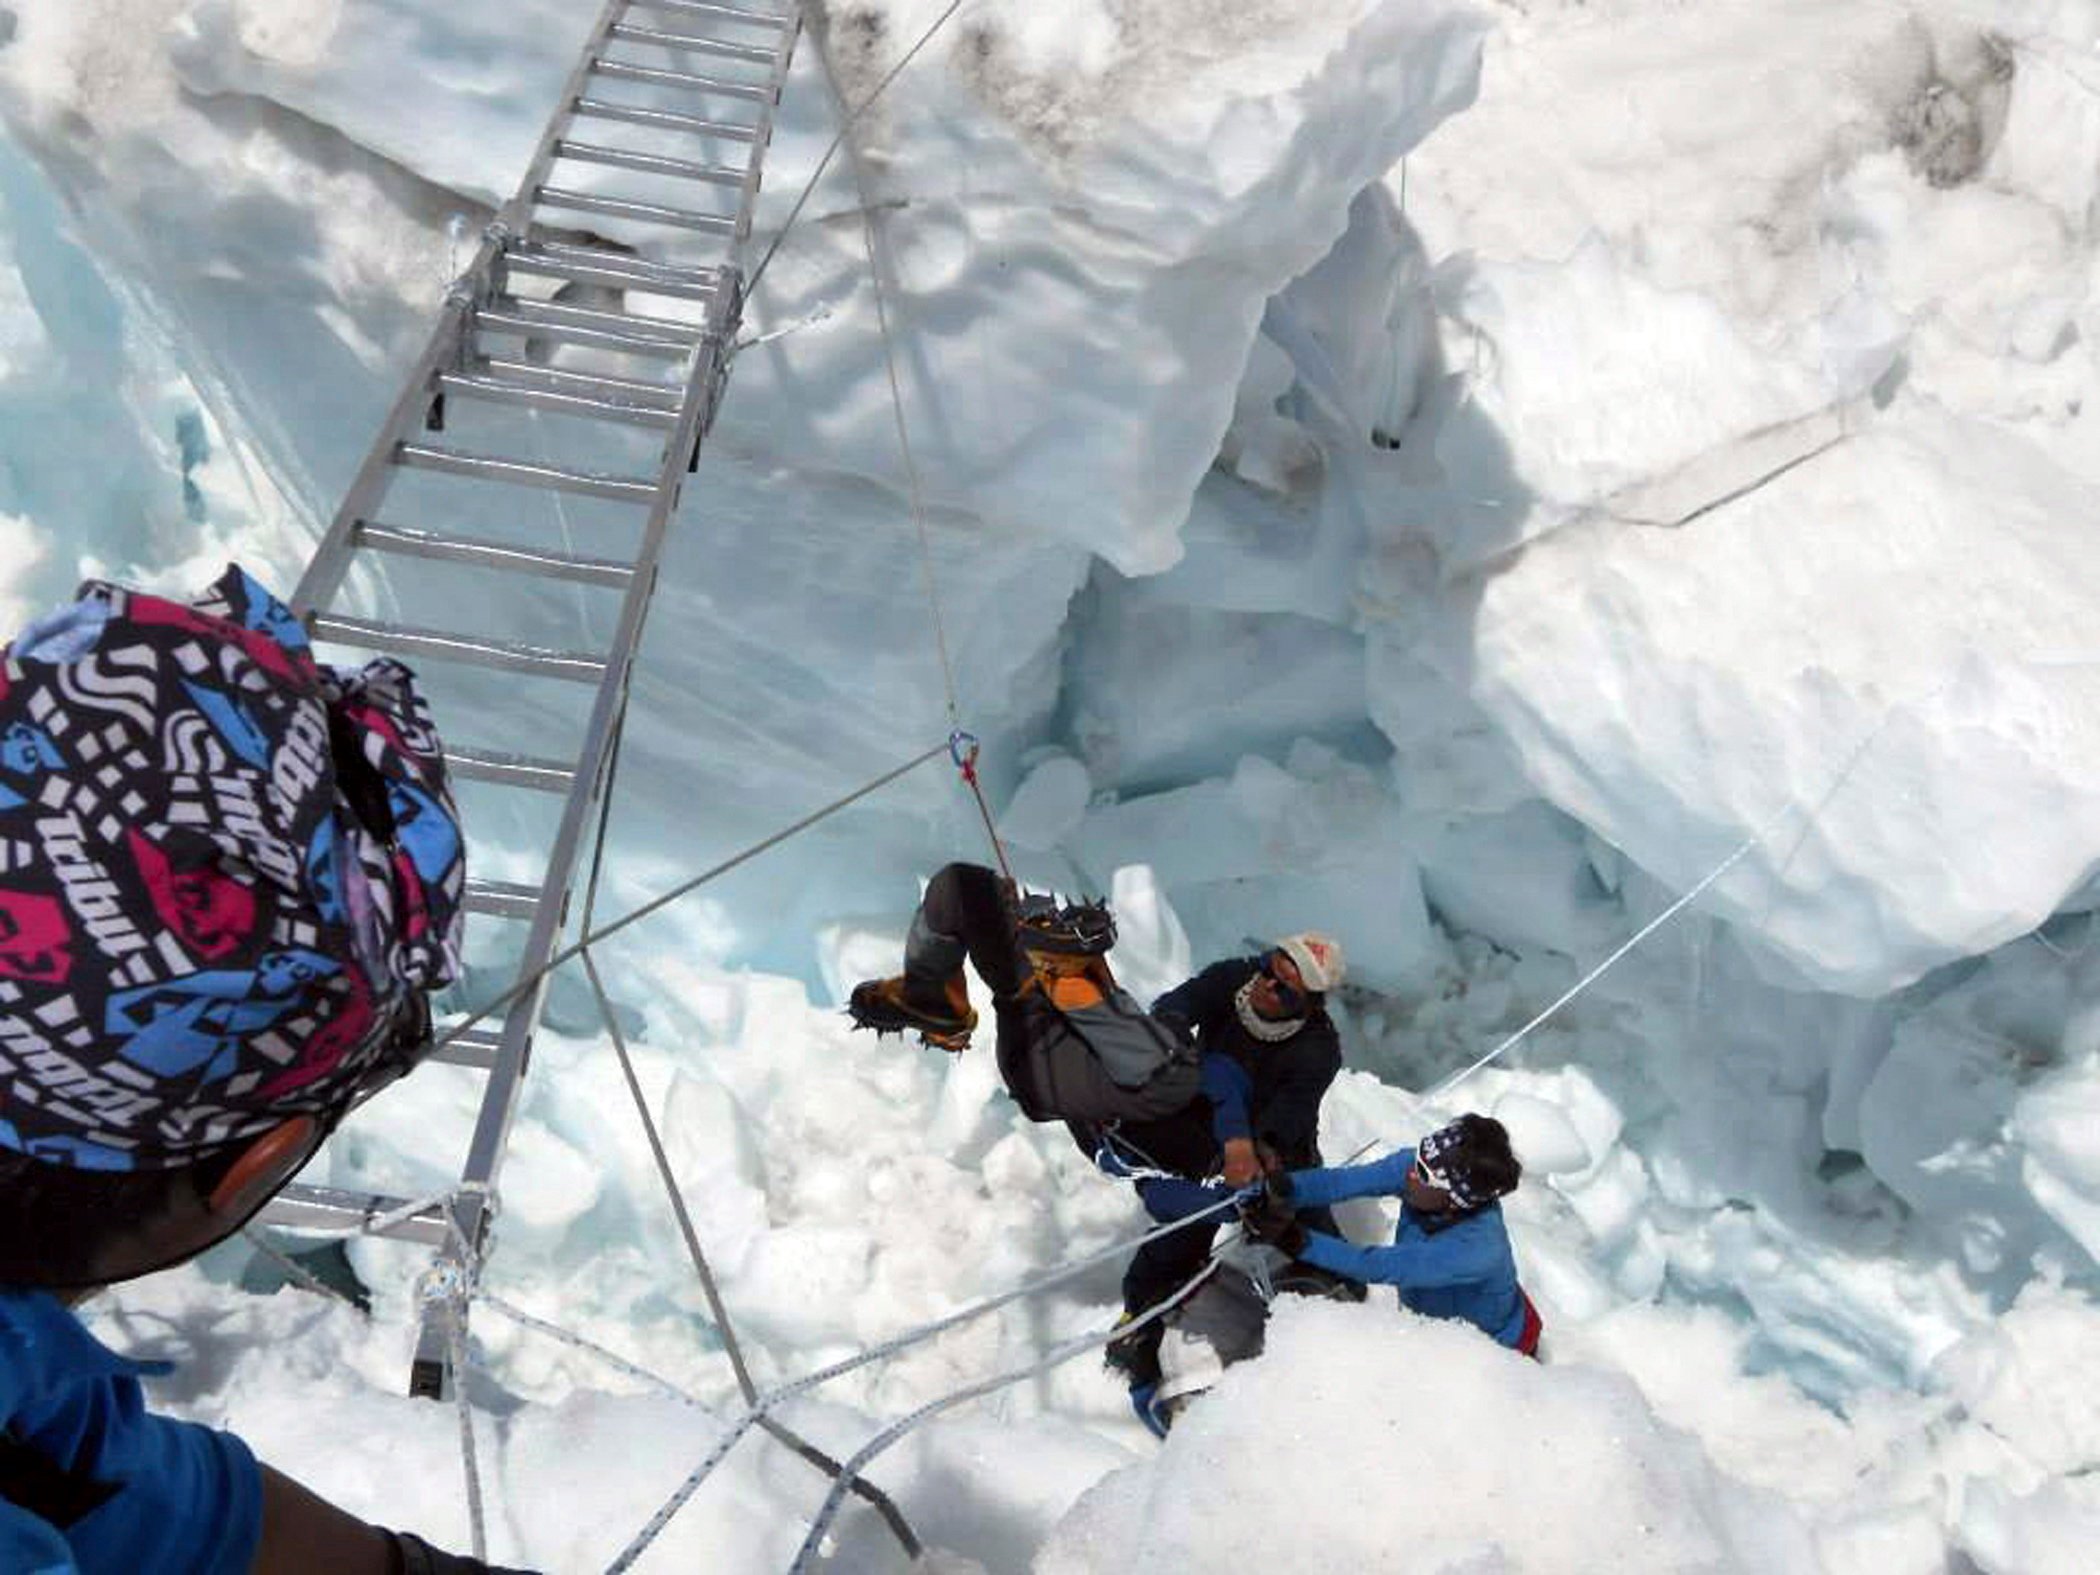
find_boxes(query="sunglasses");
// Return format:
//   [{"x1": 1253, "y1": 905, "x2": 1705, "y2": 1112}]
[
  {"x1": 1261, "y1": 956, "x2": 1307, "y2": 1015},
  {"x1": 1410, "y1": 1154, "x2": 1456, "y2": 1196}
]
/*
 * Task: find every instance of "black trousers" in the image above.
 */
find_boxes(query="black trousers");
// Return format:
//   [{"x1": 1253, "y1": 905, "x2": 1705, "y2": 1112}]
[
  {"x1": 1099, "y1": 1104, "x2": 1346, "y2": 1321},
  {"x1": 906, "y1": 862, "x2": 1028, "y2": 996},
  {"x1": 910, "y1": 863, "x2": 1188, "y2": 1124}
]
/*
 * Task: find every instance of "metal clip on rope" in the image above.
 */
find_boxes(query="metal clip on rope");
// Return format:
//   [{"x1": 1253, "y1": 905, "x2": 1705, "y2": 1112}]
[{"x1": 948, "y1": 729, "x2": 1013, "y2": 882}]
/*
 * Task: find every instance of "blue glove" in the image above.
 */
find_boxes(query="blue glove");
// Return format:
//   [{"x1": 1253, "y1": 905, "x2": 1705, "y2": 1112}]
[{"x1": 1129, "y1": 1381, "x2": 1172, "y2": 1440}]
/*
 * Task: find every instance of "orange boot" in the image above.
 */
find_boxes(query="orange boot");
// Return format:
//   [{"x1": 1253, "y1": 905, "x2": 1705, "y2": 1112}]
[{"x1": 847, "y1": 972, "x2": 976, "y2": 1051}]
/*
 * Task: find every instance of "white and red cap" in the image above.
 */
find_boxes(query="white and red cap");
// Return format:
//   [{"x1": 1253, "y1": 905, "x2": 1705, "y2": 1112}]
[{"x1": 1273, "y1": 932, "x2": 1345, "y2": 993}]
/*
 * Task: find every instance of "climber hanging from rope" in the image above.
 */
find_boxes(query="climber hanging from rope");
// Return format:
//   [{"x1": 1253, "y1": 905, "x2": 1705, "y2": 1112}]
[
  {"x1": 0, "y1": 567, "x2": 526, "y2": 1574},
  {"x1": 847, "y1": 861, "x2": 1200, "y2": 1122},
  {"x1": 847, "y1": 859, "x2": 1365, "y2": 1428}
]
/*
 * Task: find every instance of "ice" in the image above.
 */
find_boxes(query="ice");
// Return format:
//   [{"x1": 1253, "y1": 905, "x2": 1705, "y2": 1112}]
[
  {"x1": 1434, "y1": 409, "x2": 2100, "y2": 995},
  {"x1": 1857, "y1": 936, "x2": 2100, "y2": 1284},
  {"x1": 8, "y1": 0, "x2": 2100, "y2": 1569},
  {"x1": 1040, "y1": 1299, "x2": 1820, "y2": 1574},
  {"x1": 1493, "y1": 1092, "x2": 1591, "y2": 1177},
  {"x1": 1070, "y1": 746, "x2": 1443, "y2": 992},
  {"x1": 996, "y1": 755, "x2": 1093, "y2": 852}
]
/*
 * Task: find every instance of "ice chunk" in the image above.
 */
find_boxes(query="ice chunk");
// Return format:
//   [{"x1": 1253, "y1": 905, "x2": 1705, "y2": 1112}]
[
  {"x1": 998, "y1": 754, "x2": 1093, "y2": 851},
  {"x1": 1072, "y1": 750, "x2": 1440, "y2": 992},
  {"x1": 1493, "y1": 1090, "x2": 1591, "y2": 1175},
  {"x1": 1039, "y1": 1299, "x2": 1818, "y2": 1573},
  {"x1": 1435, "y1": 410, "x2": 2100, "y2": 995}
]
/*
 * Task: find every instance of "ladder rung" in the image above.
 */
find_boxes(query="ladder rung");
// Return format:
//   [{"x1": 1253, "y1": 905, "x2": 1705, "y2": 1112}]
[
  {"x1": 355, "y1": 520, "x2": 640, "y2": 586},
  {"x1": 535, "y1": 186, "x2": 738, "y2": 236},
  {"x1": 466, "y1": 879, "x2": 543, "y2": 922},
  {"x1": 476, "y1": 358, "x2": 683, "y2": 409},
  {"x1": 569, "y1": 97, "x2": 759, "y2": 143},
  {"x1": 445, "y1": 745, "x2": 580, "y2": 795},
  {"x1": 554, "y1": 139, "x2": 747, "y2": 188},
  {"x1": 261, "y1": 1185, "x2": 452, "y2": 1246},
  {"x1": 627, "y1": 0, "x2": 794, "y2": 30},
  {"x1": 397, "y1": 441, "x2": 661, "y2": 503},
  {"x1": 610, "y1": 23, "x2": 778, "y2": 65},
  {"x1": 589, "y1": 58, "x2": 774, "y2": 101},
  {"x1": 476, "y1": 307, "x2": 693, "y2": 359},
  {"x1": 515, "y1": 241, "x2": 730, "y2": 302},
  {"x1": 504, "y1": 239, "x2": 729, "y2": 300},
  {"x1": 429, "y1": 1024, "x2": 506, "y2": 1070},
  {"x1": 437, "y1": 370, "x2": 681, "y2": 429},
  {"x1": 495, "y1": 296, "x2": 704, "y2": 344},
  {"x1": 310, "y1": 613, "x2": 610, "y2": 683}
]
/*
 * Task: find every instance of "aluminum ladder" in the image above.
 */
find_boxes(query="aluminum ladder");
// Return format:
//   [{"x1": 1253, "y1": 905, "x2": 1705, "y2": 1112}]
[{"x1": 264, "y1": 0, "x2": 802, "y2": 1397}]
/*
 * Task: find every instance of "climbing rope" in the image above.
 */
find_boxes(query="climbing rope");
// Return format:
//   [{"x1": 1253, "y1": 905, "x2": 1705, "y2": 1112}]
[
  {"x1": 432, "y1": 741, "x2": 949, "y2": 1059},
  {"x1": 477, "y1": 1292, "x2": 700, "y2": 1405},
  {"x1": 746, "y1": 0, "x2": 970, "y2": 301},
  {"x1": 580, "y1": 942, "x2": 924, "y2": 1559},
  {"x1": 948, "y1": 729, "x2": 1015, "y2": 883},
  {"x1": 805, "y1": 17, "x2": 964, "y2": 731},
  {"x1": 236, "y1": 1228, "x2": 358, "y2": 1304},
  {"x1": 1424, "y1": 827, "x2": 1770, "y2": 1100},
  {"x1": 599, "y1": 1191, "x2": 1247, "y2": 1568},
  {"x1": 442, "y1": 1300, "x2": 488, "y2": 1562},
  {"x1": 785, "y1": 1258, "x2": 1223, "y2": 1572}
]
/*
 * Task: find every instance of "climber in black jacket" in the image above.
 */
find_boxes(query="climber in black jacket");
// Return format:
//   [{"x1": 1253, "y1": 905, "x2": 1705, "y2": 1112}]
[{"x1": 1091, "y1": 934, "x2": 1360, "y2": 1430}]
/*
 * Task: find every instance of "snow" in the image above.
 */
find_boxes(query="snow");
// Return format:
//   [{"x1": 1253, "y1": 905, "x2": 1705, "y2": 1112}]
[
  {"x1": 6, "y1": 0, "x2": 2100, "y2": 1568},
  {"x1": 1041, "y1": 1300, "x2": 1822, "y2": 1575}
]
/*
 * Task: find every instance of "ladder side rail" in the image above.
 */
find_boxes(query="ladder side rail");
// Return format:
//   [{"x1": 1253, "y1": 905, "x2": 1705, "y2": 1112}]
[
  {"x1": 407, "y1": 280, "x2": 742, "y2": 1387},
  {"x1": 498, "y1": 0, "x2": 640, "y2": 259},
  {"x1": 727, "y1": 8, "x2": 800, "y2": 252},
  {"x1": 293, "y1": 0, "x2": 634, "y2": 618},
  {"x1": 291, "y1": 294, "x2": 477, "y2": 618}
]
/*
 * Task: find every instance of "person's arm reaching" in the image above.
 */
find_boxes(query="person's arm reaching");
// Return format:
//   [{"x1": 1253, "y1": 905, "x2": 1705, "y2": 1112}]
[
  {"x1": 254, "y1": 1467, "x2": 390, "y2": 1574},
  {"x1": 1151, "y1": 959, "x2": 1246, "y2": 1042},
  {"x1": 1285, "y1": 1150, "x2": 1415, "y2": 1210},
  {"x1": 1200, "y1": 1053, "x2": 1264, "y2": 1184},
  {"x1": 1295, "y1": 1222, "x2": 1502, "y2": 1292}
]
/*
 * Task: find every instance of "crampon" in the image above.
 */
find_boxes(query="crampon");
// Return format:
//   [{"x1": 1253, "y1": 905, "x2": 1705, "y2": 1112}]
[{"x1": 846, "y1": 975, "x2": 976, "y2": 1053}]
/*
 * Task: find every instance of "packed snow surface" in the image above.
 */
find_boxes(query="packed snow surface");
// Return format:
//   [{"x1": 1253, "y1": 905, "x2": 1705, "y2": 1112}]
[{"x1": 6, "y1": 0, "x2": 2100, "y2": 1569}]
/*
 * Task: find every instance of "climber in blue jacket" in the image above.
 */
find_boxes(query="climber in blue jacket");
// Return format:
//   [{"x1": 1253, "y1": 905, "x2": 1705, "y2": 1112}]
[{"x1": 1243, "y1": 1113, "x2": 1543, "y2": 1356}]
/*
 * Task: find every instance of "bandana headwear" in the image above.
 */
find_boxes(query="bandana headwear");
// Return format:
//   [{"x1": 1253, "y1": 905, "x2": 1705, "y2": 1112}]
[
  {"x1": 1415, "y1": 1119, "x2": 1510, "y2": 1211},
  {"x1": 0, "y1": 566, "x2": 466, "y2": 1173}
]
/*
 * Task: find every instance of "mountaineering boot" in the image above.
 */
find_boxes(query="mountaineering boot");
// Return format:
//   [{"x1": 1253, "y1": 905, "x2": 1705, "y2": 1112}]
[
  {"x1": 1128, "y1": 1380, "x2": 1172, "y2": 1440},
  {"x1": 1271, "y1": 1260, "x2": 1369, "y2": 1303},
  {"x1": 1102, "y1": 1311, "x2": 1164, "y2": 1389},
  {"x1": 1106, "y1": 1312, "x2": 1171, "y2": 1438},
  {"x1": 847, "y1": 971, "x2": 977, "y2": 1051}
]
